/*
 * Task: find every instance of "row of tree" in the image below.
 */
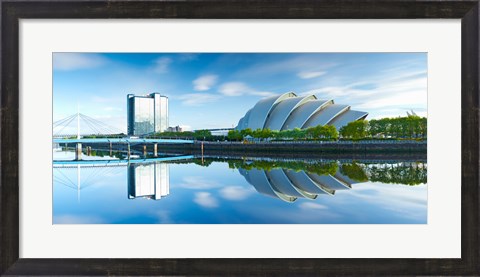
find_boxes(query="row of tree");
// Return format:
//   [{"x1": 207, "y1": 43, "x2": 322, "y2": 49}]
[
  {"x1": 340, "y1": 116, "x2": 427, "y2": 140},
  {"x1": 227, "y1": 125, "x2": 338, "y2": 141},
  {"x1": 148, "y1": 115, "x2": 426, "y2": 141},
  {"x1": 227, "y1": 159, "x2": 339, "y2": 176},
  {"x1": 148, "y1": 130, "x2": 215, "y2": 140},
  {"x1": 178, "y1": 158, "x2": 427, "y2": 186},
  {"x1": 230, "y1": 159, "x2": 427, "y2": 186},
  {"x1": 341, "y1": 162, "x2": 427, "y2": 185}
]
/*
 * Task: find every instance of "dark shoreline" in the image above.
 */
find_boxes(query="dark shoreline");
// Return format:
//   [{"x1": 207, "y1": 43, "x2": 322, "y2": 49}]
[{"x1": 71, "y1": 140, "x2": 427, "y2": 162}]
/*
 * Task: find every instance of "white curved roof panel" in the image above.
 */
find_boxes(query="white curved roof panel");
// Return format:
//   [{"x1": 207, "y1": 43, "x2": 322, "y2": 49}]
[
  {"x1": 244, "y1": 92, "x2": 296, "y2": 130},
  {"x1": 264, "y1": 95, "x2": 316, "y2": 130},
  {"x1": 241, "y1": 168, "x2": 296, "y2": 202},
  {"x1": 307, "y1": 173, "x2": 351, "y2": 190},
  {"x1": 302, "y1": 104, "x2": 349, "y2": 128},
  {"x1": 329, "y1": 110, "x2": 369, "y2": 129},
  {"x1": 281, "y1": 99, "x2": 333, "y2": 130},
  {"x1": 266, "y1": 169, "x2": 315, "y2": 199},
  {"x1": 283, "y1": 169, "x2": 334, "y2": 195}
]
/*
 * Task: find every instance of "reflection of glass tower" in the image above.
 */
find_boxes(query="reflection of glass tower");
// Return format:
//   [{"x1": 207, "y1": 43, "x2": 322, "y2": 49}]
[
  {"x1": 127, "y1": 93, "x2": 168, "y2": 136},
  {"x1": 239, "y1": 164, "x2": 361, "y2": 202},
  {"x1": 128, "y1": 163, "x2": 169, "y2": 200}
]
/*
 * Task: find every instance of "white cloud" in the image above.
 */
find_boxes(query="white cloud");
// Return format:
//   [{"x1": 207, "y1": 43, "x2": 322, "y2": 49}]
[
  {"x1": 300, "y1": 68, "x2": 427, "y2": 118},
  {"x1": 219, "y1": 82, "x2": 250, "y2": 96},
  {"x1": 297, "y1": 71, "x2": 326, "y2": 79},
  {"x1": 178, "y1": 176, "x2": 222, "y2": 189},
  {"x1": 85, "y1": 114, "x2": 126, "y2": 133},
  {"x1": 193, "y1": 74, "x2": 218, "y2": 91},
  {"x1": 179, "y1": 53, "x2": 199, "y2": 61},
  {"x1": 346, "y1": 182, "x2": 427, "y2": 220},
  {"x1": 249, "y1": 91, "x2": 278, "y2": 97},
  {"x1": 155, "y1": 210, "x2": 173, "y2": 224},
  {"x1": 178, "y1": 93, "x2": 221, "y2": 106},
  {"x1": 355, "y1": 89, "x2": 426, "y2": 110},
  {"x1": 194, "y1": 192, "x2": 219, "y2": 208},
  {"x1": 153, "y1": 57, "x2": 172, "y2": 73},
  {"x1": 236, "y1": 56, "x2": 337, "y2": 78},
  {"x1": 219, "y1": 82, "x2": 277, "y2": 97},
  {"x1": 299, "y1": 202, "x2": 329, "y2": 210},
  {"x1": 53, "y1": 53, "x2": 107, "y2": 71},
  {"x1": 219, "y1": 186, "x2": 254, "y2": 201}
]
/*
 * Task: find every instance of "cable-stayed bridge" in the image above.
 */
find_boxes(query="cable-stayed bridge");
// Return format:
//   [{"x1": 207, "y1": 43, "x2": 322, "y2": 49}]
[
  {"x1": 53, "y1": 113, "x2": 194, "y2": 160},
  {"x1": 53, "y1": 113, "x2": 125, "y2": 138}
]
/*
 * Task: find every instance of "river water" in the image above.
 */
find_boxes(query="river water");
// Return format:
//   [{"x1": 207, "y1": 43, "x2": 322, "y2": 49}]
[{"x1": 53, "y1": 149, "x2": 427, "y2": 224}]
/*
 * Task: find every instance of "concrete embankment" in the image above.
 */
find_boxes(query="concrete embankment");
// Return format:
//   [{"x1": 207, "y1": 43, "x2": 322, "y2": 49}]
[
  {"x1": 156, "y1": 140, "x2": 424, "y2": 152},
  {"x1": 161, "y1": 141, "x2": 426, "y2": 160},
  {"x1": 70, "y1": 140, "x2": 426, "y2": 161},
  {"x1": 208, "y1": 140, "x2": 422, "y2": 151},
  {"x1": 70, "y1": 141, "x2": 427, "y2": 158}
]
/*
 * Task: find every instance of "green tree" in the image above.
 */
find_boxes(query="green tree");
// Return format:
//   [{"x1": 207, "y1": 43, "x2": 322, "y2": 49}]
[
  {"x1": 319, "y1": 125, "x2": 338, "y2": 140},
  {"x1": 260, "y1": 128, "x2": 273, "y2": 139},
  {"x1": 240, "y1": 128, "x2": 253, "y2": 137},
  {"x1": 227, "y1": 130, "x2": 242, "y2": 141},
  {"x1": 194, "y1": 129, "x2": 212, "y2": 140},
  {"x1": 340, "y1": 120, "x2": 367, "y2": 140},
  {"x1": 340, "y1": 162, "x2": 369, "y2": 182},
  {"x1": 305, "y1": 127, "x2": 316, "y2": 139}
]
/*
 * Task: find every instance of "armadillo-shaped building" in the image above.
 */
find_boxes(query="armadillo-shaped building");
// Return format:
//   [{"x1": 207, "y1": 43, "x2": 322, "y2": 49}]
[{"x1": 236, "y1": 92, "x2": 368, "y2": 131}]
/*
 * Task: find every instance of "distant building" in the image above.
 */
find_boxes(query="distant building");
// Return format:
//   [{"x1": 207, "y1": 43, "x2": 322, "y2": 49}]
[
  {"x1": 166, "y1": 125, "x2": 183, "y2": 132},
  {"x1": 127, "y1": 93, "x2": 168, "y2": 136}
]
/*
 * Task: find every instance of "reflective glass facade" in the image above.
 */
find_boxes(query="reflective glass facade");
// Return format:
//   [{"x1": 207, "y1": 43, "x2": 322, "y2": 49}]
[
  {"x1": 127, "y1": 93, "x2": 168, "y2": 135},
  {"x1": 128, "y1": 163, "x2": 169, "y2": 200}
]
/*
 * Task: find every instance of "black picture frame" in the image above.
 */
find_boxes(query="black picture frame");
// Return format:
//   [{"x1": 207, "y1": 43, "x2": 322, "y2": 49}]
[{"x1": 1, "y1": 1, "x2": 479, "y2": 276}]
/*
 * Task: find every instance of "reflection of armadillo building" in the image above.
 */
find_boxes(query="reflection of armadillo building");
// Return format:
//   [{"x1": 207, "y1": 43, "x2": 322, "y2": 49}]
[
  {"x1": 238, "y1": 165, "x2": 361, "y2": 202},
  {"x1": 236, "y1": 92, "x2": 368, "y2": 131},
  {"x1": 128, "y1": 162, "x2": 169, "y2": 200}
]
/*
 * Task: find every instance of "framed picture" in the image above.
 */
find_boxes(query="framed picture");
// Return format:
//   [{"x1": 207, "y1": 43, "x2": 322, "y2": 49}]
[{"x1": 2, "y1": 0, "x2": 479, "y2": 275}]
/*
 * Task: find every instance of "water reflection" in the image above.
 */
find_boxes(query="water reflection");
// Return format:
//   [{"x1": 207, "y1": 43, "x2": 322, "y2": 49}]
[
  {"x1": 228, "y1": 159, "x2": 426, "y2": 202},
  {"x1": 53, "y1": 151, "x2": 427, "y2": 224},
  {"x1": 54, "y1": 156, "x2": 427, "y2": 203},
  {"x1": 239, "y1": 167, "x2": 355, "y2": 202},
  {"x1": 165, "y1": 157, "x2": 427, "y2": 202},
  {"x1": 128, "y1": 163, "x2": 169, "y2": 200}
]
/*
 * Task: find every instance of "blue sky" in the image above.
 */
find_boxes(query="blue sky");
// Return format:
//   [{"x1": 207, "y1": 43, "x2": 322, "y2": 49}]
[{"x1": 53, "y1": 53, "x2": 427, "y2": 131}]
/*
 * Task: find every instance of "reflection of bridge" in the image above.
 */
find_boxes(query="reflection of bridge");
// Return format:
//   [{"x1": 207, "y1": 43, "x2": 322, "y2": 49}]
[
  {"x1": 53, "y1": 155, "x2": 194, "y2": 166},
  {"x1": 54, "y1": 155, "x2": 193, "y2": 201}
]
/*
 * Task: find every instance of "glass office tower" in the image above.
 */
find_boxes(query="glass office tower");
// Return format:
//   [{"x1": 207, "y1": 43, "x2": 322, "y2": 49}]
[{"x1": 127, "y1": 93, "x2": 168, "y2": 136}]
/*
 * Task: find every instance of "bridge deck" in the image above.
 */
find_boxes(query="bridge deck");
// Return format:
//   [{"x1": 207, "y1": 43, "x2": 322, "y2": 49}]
[{"x1": 53, "y1": 138, "x2": 194, "y2": 144}]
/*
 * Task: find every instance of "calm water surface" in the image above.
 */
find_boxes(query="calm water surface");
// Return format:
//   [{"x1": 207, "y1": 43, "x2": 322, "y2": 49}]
[{"x1": 53, "y1": 149, "x2": 427, "y2": 224}]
